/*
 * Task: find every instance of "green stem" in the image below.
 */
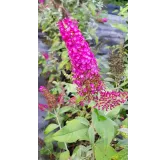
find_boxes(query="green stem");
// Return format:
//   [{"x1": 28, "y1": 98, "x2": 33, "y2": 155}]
[
  {"x1": 92, "y1": 145, "x2": 95, "y2": 160},
  {"x1": 53, "y1": 108, "x2": 68, "y2": 151}
]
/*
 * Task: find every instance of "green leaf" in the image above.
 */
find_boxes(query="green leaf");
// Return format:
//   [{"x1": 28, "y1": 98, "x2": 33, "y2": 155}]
[
  {"x1": 42, "y1": 66, "x2": 48, "y2": 74},
  {"x1": 40, "y1": 147, "x2": 51, "y2": 155},
  {"x1": 94, "y1": 109, "x2": 107, "y2": 121},
  {"x1": 104, "y1": 77, "x2": 114, "y2": 82},
  {"x1": 65, "y1": 62, "x2": 71, "y2": 70},
  {"x1": 61, "y1": 51, "x2": 68, "y2": 60},
  {"x1": 52, "y1": 119, "x2": 89, "y2": 143},
  {"x1": 57, "y1": 142, "x2": 66, "y2": 149},
  {"x1": 48, "y1": 74, "x2": 56, "y2": 82},
  {"x1": 88, "y1": 100, "x2": 96, "y2": 108},
  {"x1": 75, "y1": 95, "x2": 84, "y2": 104},
  {"x1": 71, "y1": 146, "x2": 82, "y2": 159},
  {"x1": 44, "y1": 112, "x2": 56, "y2": 120},
  {"x1": 117, "y1": 139, "x2": 128, "y2": 147},
  {"x1": 122, "y1": 118, "x2": 128, "y2": 127},
  {"x1": 72, "y1": 145, "x2": 92, "y2": 159},
  {"x1": 120, "y1": 81, "x2": 128, "y2": 87},
  {"x1": 59, "y1": 151, "x2": 70, "y2": 160},
  {"x1": 59, "y1": 59, "x2": 69, "y2": 70},
  {"x1": 104, "y1": 82, "x2": 114, "y2": 90},
  {"x1": 44, "y1": 124, "x2": 59, "y2": 135},
  {"x1": 59, "y1": 106, "x2": 73, "y2": 115},
  {"x1": 94, "y1": 140, "x2": 117, "y2": 160},
  {"x1": 112, "y1": 24, "x2": 128, "y2": 32},
  {"x1": 92, "y1": 109, "x2": 115, "y2": 145},
  {"x1": 88, "y1": 3, "x2": 96, "y2": 16},
  {"x1": 65, "y1": 83, "x2": 77, "y2": 94},
  {"x1": 106, "y1": 106, "x2": 121, "y2": 119},
  {"x1": 76, "y1": 117, "x2": 90, "y2": 126},
  {"x1": 112, "y1": 147, "x2": 128, "y2": 160},
  {"x1": 118, "y1": 147, "x2": 128, "y2": 160},
  {"x1": 88, "y1": 126, "x2": 95, "y2": 145}
]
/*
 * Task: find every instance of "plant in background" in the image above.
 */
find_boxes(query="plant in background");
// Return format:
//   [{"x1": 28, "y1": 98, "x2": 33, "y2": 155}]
[
  {"x1": 107, "y1": 2, "x2": 128, "y2": 91},
  {"x1": 103, "y1": 0, "x2": 127, "y2": 6}
]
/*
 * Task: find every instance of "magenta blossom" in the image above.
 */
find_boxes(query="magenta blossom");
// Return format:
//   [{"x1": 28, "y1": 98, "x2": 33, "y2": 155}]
[
  {"x1": 58, "y1": 18, "x2": 128, "y2": 110},
  {"x1": 39, "y1": 86, "x2": 46, "y2": 92},
  {"x1": 39, "y1": 0, "x2": 44, "y2": 4},
  {"x1": 38, "y1": 103, "x2": 48, "y2": 111},
  {"x1": 102, "y1": 18, "x2": 108, "y2": 23},
  {"x1": 42, "y1": 53, "x2": 49, "y2": 60}
]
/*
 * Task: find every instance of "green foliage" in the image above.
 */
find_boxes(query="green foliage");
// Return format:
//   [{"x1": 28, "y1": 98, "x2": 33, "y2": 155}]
[
  {"x1": 59, "y1": 106, "x2": 73, "y2": 115},
  {"x1": 76, "y1": 117, "x2": 90, "y2": 126},
  {"x1": 44, "y1": 112, "x2": 56, "y2": 120},
  {"x1": 92, "y1": 109, "x2": 115, "y2": 145},
  {"x1": 112, "y1": 146, "x2": 128, "y2": 160},
  {"x1": 94, "y1": 139, "x2": 117, "y2": 160},
  {"x1": 71, "y1": 145, "x2": 92, "y2": 160},
  {"x1": 59, "y1": 151, "x2": 70, "y2": 160},
  {"x1": 106, "y1": 105, "x2": 121, "y2": 119},
  {"x1": 103, "y1": 0, "x2": 127, "y2": 6},
  {"x1": 88, "y1": 126, "x2": 95, "y2": 145},
  {"x1": 51, "y1": 119, "x2": 89, "y2": 143},
  {"x1": 44, "y1": 124, "x2": 59, "y2": 135}
]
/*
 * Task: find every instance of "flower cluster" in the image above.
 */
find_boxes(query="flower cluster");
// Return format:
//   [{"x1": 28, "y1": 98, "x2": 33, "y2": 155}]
[
  {"x1": 58, "y1": 18, "x2": 128, "y2": 110},
  {"x1": 39, "y1": 86, "x2": 56, "y2": 109},
  {"x1": 95, "y1": 91, "x2": 128, "y2": 111},
  {"x1": 58, "y1": 18, "x2": 104, "y2": 101}
]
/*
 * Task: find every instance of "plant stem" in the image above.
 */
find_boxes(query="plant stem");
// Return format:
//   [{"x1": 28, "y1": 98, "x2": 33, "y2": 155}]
[
  {"x1": 92, "y1": 145, "x2": 95, "y2": 160},
  {"x1": 53, "y1": 108, "x2": 69, "y2": 151}
]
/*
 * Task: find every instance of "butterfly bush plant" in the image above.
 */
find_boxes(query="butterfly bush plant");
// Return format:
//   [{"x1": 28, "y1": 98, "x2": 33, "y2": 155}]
[{"x1": 38, "y1": 0, "x2": 128, "y2": 160}]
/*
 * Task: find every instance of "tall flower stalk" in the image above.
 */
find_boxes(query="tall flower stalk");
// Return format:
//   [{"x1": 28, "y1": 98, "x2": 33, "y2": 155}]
[{"x1": 58, "y1": 18, "x2": 128, "y2": 110}]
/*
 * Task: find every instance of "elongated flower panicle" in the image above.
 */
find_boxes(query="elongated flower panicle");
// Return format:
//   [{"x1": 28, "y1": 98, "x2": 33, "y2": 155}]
[
  {"x1": 95, "y1": 91, "x2": 128, "y2": 111},
  {"x1": 58, "y1": 18, "x2": 104, "y2": 100},
  {"x1": 39, "y1": 86, "x2": 56, "y2": 109},
  {"x1": 58, "y1": 18, "x2": 128, "y2": 110}
]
